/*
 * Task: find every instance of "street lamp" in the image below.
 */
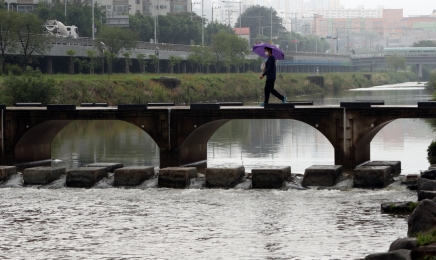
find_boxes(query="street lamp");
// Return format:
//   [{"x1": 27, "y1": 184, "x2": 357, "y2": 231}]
[{"x1": 100, "y1": 42, "x2": 105, "y2": 74}]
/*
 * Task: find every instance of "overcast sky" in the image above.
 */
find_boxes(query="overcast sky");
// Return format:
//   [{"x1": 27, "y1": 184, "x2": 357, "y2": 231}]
[{"x1": 342, "y1": 0, "x2": 435, "y2": 16}]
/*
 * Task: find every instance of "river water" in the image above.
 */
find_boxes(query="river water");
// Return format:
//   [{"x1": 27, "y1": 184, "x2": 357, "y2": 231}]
[{"x1": 0, "y1": 82, "x2": 433, "y2": 259}]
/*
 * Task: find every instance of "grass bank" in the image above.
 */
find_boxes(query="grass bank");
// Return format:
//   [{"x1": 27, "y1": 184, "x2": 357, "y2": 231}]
[{"x1": 0, "y1": 71, "x2": 418, "y2": 105}]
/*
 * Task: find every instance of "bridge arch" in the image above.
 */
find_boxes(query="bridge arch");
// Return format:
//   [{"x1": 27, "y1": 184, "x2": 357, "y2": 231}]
[
  {"x1": 352, "y1": 119, "x2": 396, "y2": 167},
  {"x1": 178, "y1": 116, "x2": 340, "y2": 167},
  {"x1": 13, "y1": 119, "x2": 164, "y2": 167}
]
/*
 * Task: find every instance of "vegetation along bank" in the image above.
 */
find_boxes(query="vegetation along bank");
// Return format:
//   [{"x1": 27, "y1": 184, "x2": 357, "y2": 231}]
[{"x1": 0, "y1": 70, "x2": 418, "y2": 106}]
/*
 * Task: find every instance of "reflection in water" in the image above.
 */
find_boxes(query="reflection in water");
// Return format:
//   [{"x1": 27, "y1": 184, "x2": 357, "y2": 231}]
[{"x1": 52, "y1": 120, "x2": 159, "y2": 170}]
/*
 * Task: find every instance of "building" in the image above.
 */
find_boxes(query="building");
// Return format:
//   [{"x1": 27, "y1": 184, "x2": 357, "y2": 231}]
[
  {"x1": 3, "y1": 0, "x2": 191, "y2": 16},
  {"x1": 233, "y1": 27, "x2": 250, "y2": 46}
]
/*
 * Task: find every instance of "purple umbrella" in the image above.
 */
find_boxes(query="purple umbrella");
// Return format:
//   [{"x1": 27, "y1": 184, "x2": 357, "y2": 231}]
[{"x1": 252, "y1": 43, "x2": 285, "y2": 60}]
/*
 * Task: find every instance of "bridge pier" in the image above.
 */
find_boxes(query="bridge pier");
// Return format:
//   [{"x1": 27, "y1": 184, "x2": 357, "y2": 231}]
[
  {"x1": 181, "y1": 62, "x2": 186, "y2": 74},
  {"x1": 45, "y1": 57, "x2": 53, "y2": 74},
  {"x1": 416, "y1": 64, "x2": 423, "y2": 79}
]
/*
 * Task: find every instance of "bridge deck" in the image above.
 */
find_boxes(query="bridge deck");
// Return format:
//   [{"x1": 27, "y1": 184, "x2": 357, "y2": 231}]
[{"x1": 2, "y1": 105, "x2": 420, "y2": 110}]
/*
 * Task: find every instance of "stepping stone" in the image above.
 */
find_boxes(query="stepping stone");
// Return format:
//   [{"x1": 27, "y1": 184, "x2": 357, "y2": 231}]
[
  {"x1": 66, "y1": 167, "x2": 107, "y2": 188},
  {"x1": 205, "y1": 166, "x2": 245, "y2": 188},
  {"x1": 364, "y1": 161, "x2": 401, "y2": 174},
  {"x1": 85, "y1": 163, "x2": 123, "y2": 172},
  {"x1": 251, "y1": 166, "x2": 291, "y2": 189},
  {"x1": 353, "y1": 166, "x2": 391, "y2": 188},
  {"x1": 23, "y1": 166, "x2": 66, "y2": 185},
  {"x1": 301, "y1": 165, "x2": 342, "y2": 187},
  {"x1": 158, "y1": 167, "x2": 197, "y2": 188},
  {"x1": 0, "y1": 166, "x2": 17, "y2": 182},
  {"x1": 114, "y1": 166, "x2": 155, "y2": 186}
]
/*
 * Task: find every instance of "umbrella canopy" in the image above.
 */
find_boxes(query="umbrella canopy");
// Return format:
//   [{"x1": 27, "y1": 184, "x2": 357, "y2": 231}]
[{"x1": 252, "y1": 43, "x2": 285, "y2": 60}]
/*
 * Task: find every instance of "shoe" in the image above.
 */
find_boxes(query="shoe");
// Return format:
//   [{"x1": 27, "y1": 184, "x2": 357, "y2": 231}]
[
  {"x1": 260, "y1": 102, "x2": 265, "y2": 107},
  {"x1": 282, "y1": 96, "x2": 287, "y2": 104}
]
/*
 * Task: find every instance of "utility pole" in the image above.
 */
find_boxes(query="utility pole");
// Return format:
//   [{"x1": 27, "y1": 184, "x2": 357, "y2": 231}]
[
  {"x1": 336, "y1": 28, "x2": 339, "y2": 54},
  {"x1": 92, "y1": 0, "x2": 94, "y2": 40},
  {"x1": 295, "y1": 13, "x2": 298, "y2": 34},
  {"x1": 191, "y1": 2, "x2": 200, "y2": 21},
  {"x1": 270, "y1": 7, "x2": 272, "y2": 42},
  {"x1": 202, "y1": 0, "x2": 204, "y2": 46},
  {"x1": 303, "y1": 24, "x2": 309, "y2": 36}
]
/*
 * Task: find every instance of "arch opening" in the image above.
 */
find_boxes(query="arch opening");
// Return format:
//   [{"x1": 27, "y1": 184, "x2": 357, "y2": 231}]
[
  {"x1": 181, "y1": 119, "x2": 335, "y2": 173},
  {"x1": 359, "y1": 118, "x2": 436, "y2": 174},
  {"x1": 15, "y1": 120, "x2": 160, "y2": 169}
]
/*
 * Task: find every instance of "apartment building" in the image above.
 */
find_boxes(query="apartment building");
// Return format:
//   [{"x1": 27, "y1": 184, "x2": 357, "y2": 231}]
[{"x1": 3, "y1": 0, "x2": 191, "y2": 16}]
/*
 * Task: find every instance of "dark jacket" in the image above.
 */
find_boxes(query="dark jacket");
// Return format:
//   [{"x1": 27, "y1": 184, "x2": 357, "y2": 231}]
[{"x1": 262, "y1": 55, "x2": 276, "y2": 80}]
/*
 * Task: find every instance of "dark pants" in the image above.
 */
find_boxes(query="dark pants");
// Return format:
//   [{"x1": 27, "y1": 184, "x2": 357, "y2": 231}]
[{"x1": 264, "y1": 79, "x2": 284, "y2": 103}]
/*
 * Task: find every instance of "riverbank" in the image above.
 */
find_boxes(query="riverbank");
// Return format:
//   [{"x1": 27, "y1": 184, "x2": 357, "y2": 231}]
[{"x1": 0, "y1": 71, "x2": 418, "y2": 105}]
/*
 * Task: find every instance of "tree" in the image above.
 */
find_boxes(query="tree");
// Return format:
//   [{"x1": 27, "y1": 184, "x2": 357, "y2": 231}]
[
  {"x1": 15, "y1": 13, "x2": 53, "y2": 70},
  {"x1": 229, "y1": 36, "x2": 249, "y2": 73},
  {"x1": 210, "y1": 30, "x2": 248, "y2": 73},
  {"x1": 67, "y1": 49, "x2": 76, "y2": 74},
  {"x1": 2, "y1": 68, "x2": 59, "y2": 105},
  {"x1": 137, "y1": 53, "x2": 148, "y2": 73},
  {"x1": 386, "y1": 55, "x2": 406, "y2": 73},
  {"x1": 204, "y1": 22, "x2": 232, "y2": 46},
  {"x1": 96, "y1": 26, "x2": 137, "y2": 74},
  {"x1": 104, "y1": 52, "x2": 116, "y2": 74},
  {"x1": 148, "y1": 54, "x2": 159, "y2": 73},
  {"x1": 129, "y1": 13, "x2": 154, "y2": 43},
  {"x1": 123, "y1": 52, "x2": 131, "y2": 73},
  {"x1": 169, "y1": 55, "x2": 183, "y2": 74},
  {"x1": 412, "y1": 40, "x2": 436, "y2": 47},
  {"x1": 0, "y1": 10, "x2": 18, "y2": 73},
  {"x1": 86, "y1": 49, "x2": 98, "y2": 74},
  {"x1": 211, "y1": 31, "x2": 231, "y2": 72},
  {"x1": 237, "y1": 5, "x2": 285, "y2": 44},
  {"x1": 96, "y1": 26, "x2": 138, "y2": 56},
  {"x1": 188, "y1": 46, "x2": 204, "y2": 73}
]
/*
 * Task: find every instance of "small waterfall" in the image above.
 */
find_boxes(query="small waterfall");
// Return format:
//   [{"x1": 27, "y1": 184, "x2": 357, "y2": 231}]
[
  {"x1": 188, "y1": 178, "x2": 206, "y2": 189},
  {"x1": 93, "y1": 173, "x2": 115, "y2": 189},
  {"x1": 233, "y1": 178, "x2": 252, "y2": 190},
  {"x1": 39, "y1": 175, "x2": 66, "y2": 189},
  {"x1": 0, "y1": 173, "x2": 24, "y2": 188},
  {"x1": 136, "y1": 178, "x2": 158, "y2": 189}
]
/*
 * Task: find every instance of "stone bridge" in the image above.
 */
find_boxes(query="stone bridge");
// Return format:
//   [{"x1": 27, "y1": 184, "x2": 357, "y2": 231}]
[{"x1": 1, "y1": 104, "x2": 434, "y2": 171}]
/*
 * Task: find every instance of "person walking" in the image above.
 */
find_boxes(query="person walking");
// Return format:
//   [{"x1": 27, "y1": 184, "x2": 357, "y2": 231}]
[{"x1": 259, "y1": 47, "x2": 286, "y2": 107}]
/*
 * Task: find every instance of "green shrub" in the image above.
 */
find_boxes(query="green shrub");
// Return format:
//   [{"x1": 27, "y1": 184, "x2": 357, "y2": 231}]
[
  {"x1": 428, "y1": 71, "x2": 436, "y2": 90},
  {"x1": 4, "y1": 63, "x2": 23, "y2": 76},
  {"x1": 428, "y1": 141, "x2": 436, "y2": 157},
  {"x1": 1, "y1": 68, "x2": 59, "y2": 105},
  {"x1": 417, "y1": 230, "x2": 436, "y2": 246},
  {"x1": 409, "y1": 201, "x2": 420, "y2": 212}
]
